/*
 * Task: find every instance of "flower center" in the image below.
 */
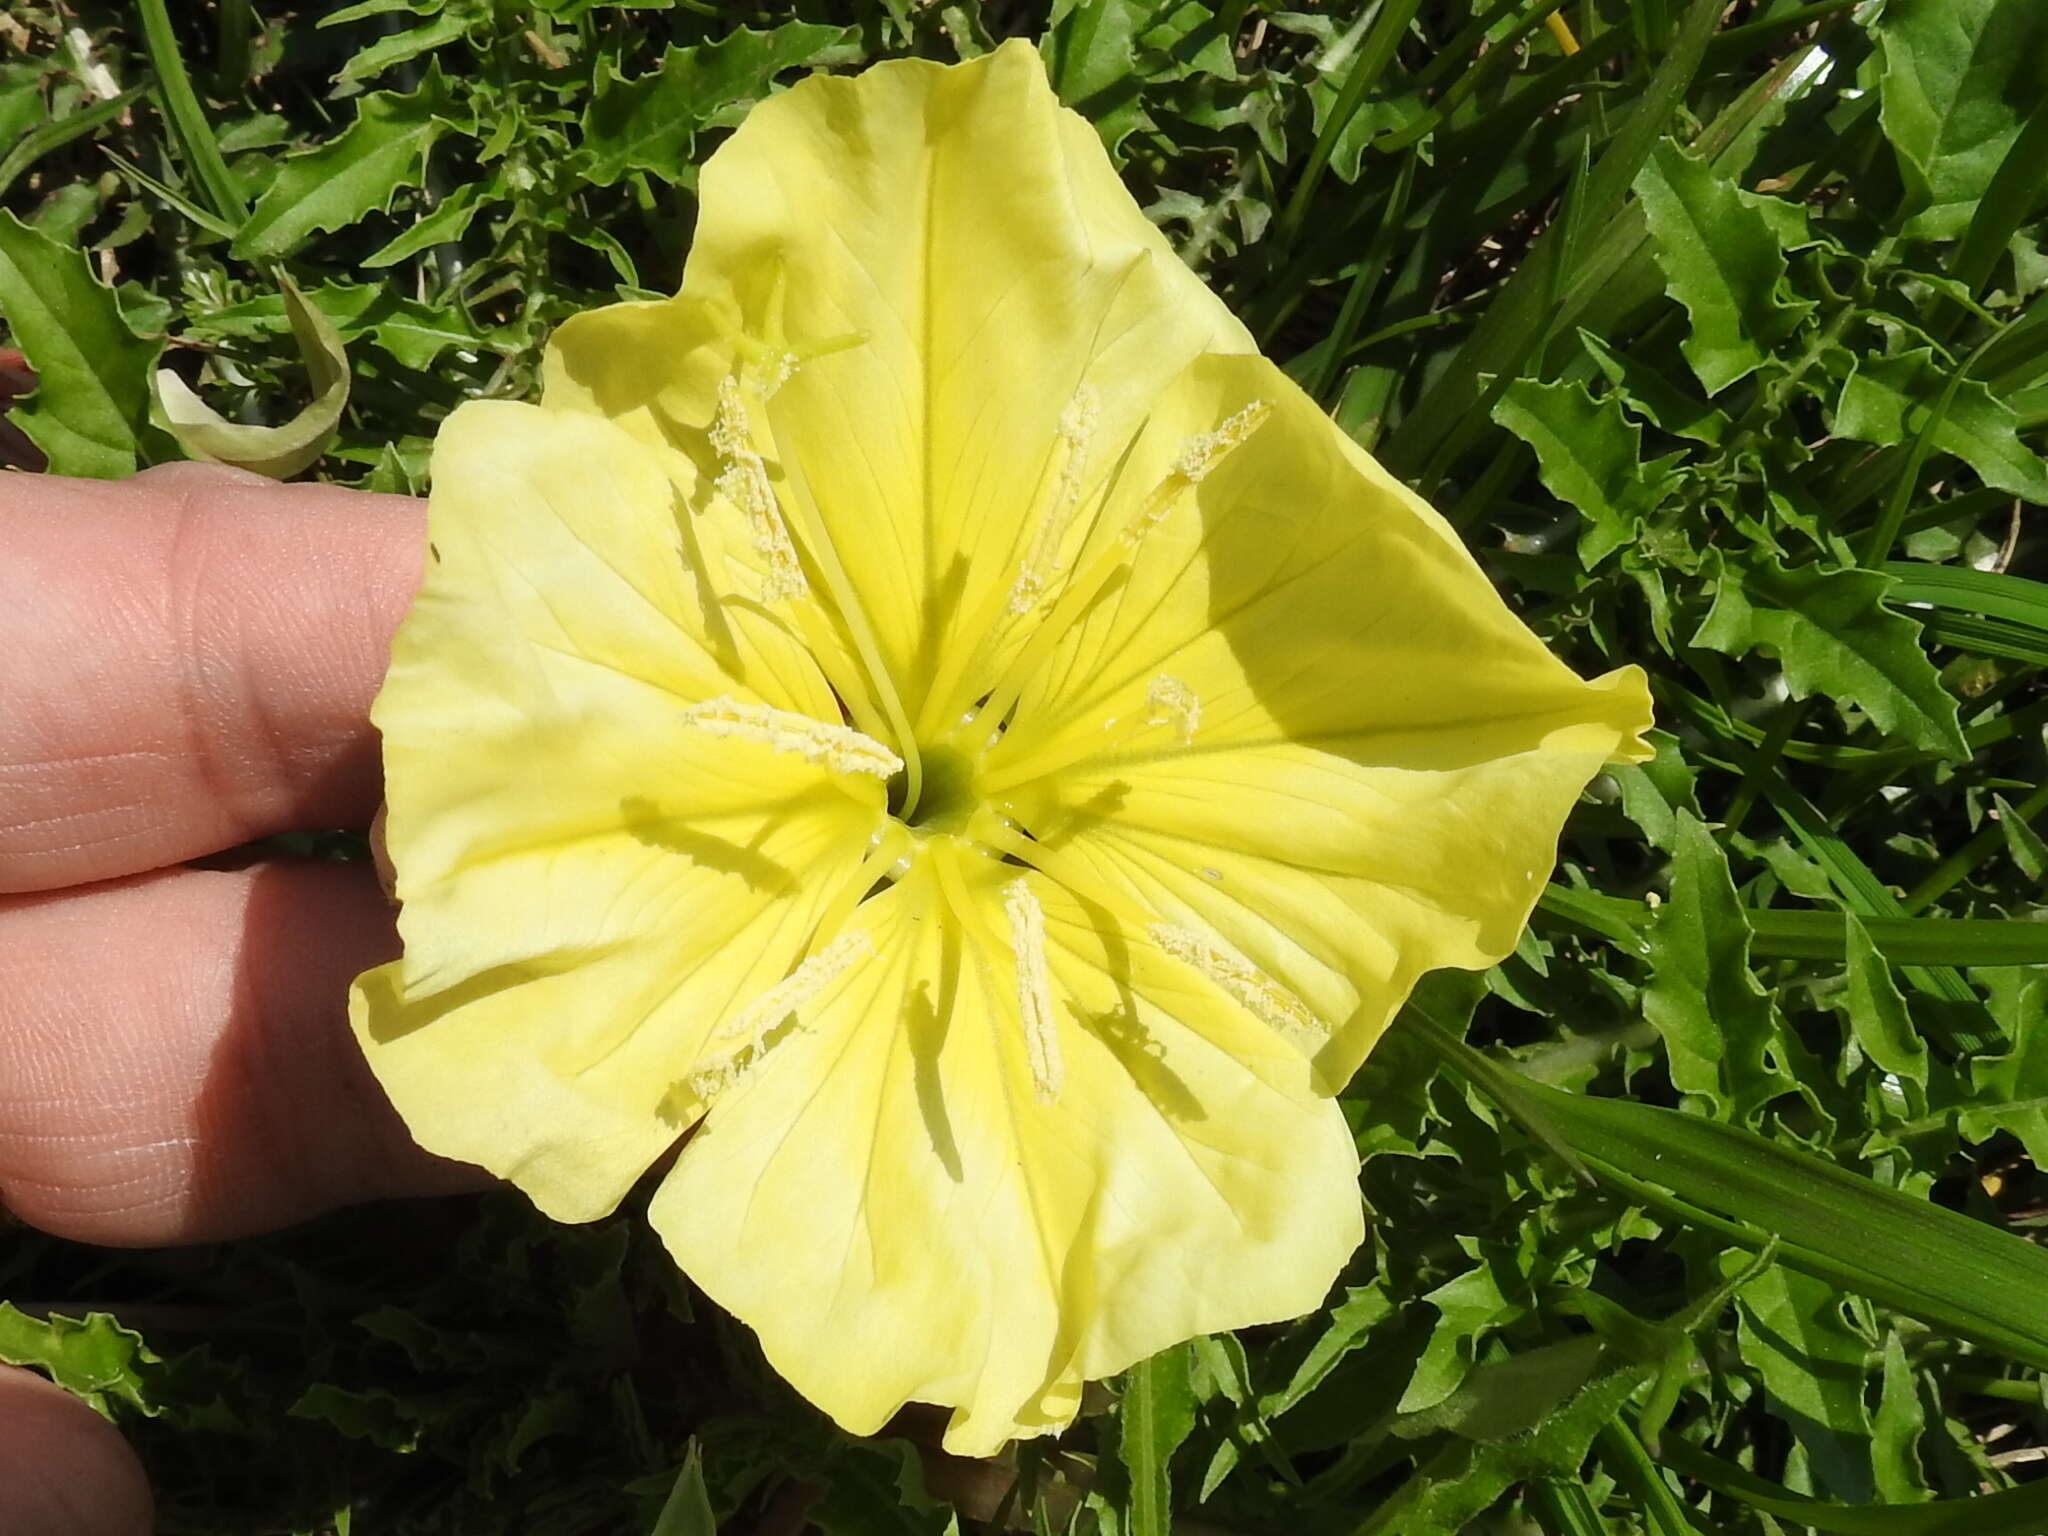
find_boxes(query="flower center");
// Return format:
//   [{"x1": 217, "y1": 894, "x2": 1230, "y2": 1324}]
[{"x1": 889, "y1": 742, "x2": 978, "y2": 832}]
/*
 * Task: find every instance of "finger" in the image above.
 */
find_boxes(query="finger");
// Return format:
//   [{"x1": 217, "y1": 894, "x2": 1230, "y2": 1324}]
[
  {"x1": 0, "y1": 1365, "x2": 152, "y2": 1536},
  {"x1": 0, "y1": 463, "x2": 423, "y2": 894},
  {"x1": 0, "y1": 860, "x2": 483, "y2": 1246}
]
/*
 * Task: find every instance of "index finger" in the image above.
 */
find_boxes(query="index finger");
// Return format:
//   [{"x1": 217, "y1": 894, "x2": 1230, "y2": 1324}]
[{"x1": 0, "y1": 463, "x2": 423, "y2": 893}]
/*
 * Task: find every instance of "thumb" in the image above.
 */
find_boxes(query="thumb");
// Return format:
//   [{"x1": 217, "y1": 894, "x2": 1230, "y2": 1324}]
[{"x1": 0, "y1": 1366, "x2": 152, "y2": 1536}]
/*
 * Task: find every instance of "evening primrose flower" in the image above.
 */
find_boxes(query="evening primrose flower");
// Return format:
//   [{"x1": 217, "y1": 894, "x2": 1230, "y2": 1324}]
[{"x1": 349, "y1": 41, "x2": 1652, "y2": 1454}]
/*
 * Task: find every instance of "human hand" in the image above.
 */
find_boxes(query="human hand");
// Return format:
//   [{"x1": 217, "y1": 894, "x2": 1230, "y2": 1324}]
[{"x1": 0, "y1": 463, "x2": 486, "y2": 1535}]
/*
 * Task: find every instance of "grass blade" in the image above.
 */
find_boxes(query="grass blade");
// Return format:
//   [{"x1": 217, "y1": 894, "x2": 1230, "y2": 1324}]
[
  {"x1": 1918, "y1": 611, "x2": 2048, "y2": 666},
  {"x1": 1538, "y1": 884, "x2": 2048, "y2": 967},
  {"x1": 1383, "y1": 0, "x2": 1725, "y2": 484},
  {"x1": 1750, "y1": 909, "x2": 2048, "y2": 967},
  {"x1": 135, "y1": 0, "x2": 248, "y2": 226},
  {"x1": 1273, "y1": 0, "x2": 1423, "y2": 255},
  {"x1": 1119, "y1": 1346, "x2": 1195, "y2": 1536},
  {"x1": 1664, "y1": 1439, "x2": 2048, "y2": 1535},
  {"x1": 1403, "y1": 1010, "x2": 2048, "y2": 1375},
  {"x1": 1884, "y1": 562, "x2": 2048, "y2": 630},
  {"x1": 0, "y1": 83, "x2": 152, "y2": 200},
  {"x1": 1949, "y1": 99, "x2": 2048, "y2": 301}
]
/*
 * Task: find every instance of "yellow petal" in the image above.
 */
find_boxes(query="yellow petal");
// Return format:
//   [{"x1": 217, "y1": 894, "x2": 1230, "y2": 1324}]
[
  {"x1": 352, "y1": 402, "x2": 883, "y2": 1219},
  {"x1": 550, "y1": 41, "x2": 1253, "y2": 736},
  {"x1": 983, "y1": 351, "x2": 1653, "y2": 1084},
  {"x1": 1000, "y1": 741, "x2": 1628, "y2": 1089},
  {"x1": 539, "y1": 290, "x2": 735, "y2": 442},
  {"x1": 649, "y1": 844, "x2": 1361, "y2": 1454}
]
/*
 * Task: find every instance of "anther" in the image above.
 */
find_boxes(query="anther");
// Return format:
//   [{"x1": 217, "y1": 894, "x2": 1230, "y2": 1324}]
[
  {"x1": 1145, "y1": 675, "x2": 1200, "y2": 745},
  {"x1": 1150, "y1": 924, "x2": 1325, "y2": 1053},
  {"x1": 1170, "y1": 400, "x2": 1271, "y2": 485},
  {"x1": 687, "y1": 930, "x2": 875, "y2": 1101},
  {"x1": 1009, "y1": 384, "x2": 1101, "y2": 614},
  {"x1": 714, "y1": 931, "x2": 873, "y2": 1045},
  {"x1": 1113, "y1": 401, "x2": 1270, "y2": 553},
  {"x1": 962, "y1": 401, "x2": 1266, "y2": 756},
  {"x1": 680, "y1": 696, "x2": 903, "y2": 779},
  {"x1": 683, "y1": 1056, "x2": 746, "y2": 1102},
  {"x1": 1006, "y1": 879, "x2": 1063, "y2": 1103},
  {"x1": 709, "y1": 375, "x2": 807, "y2": 601},
  {"x1": 684, "y1": 1046, "x2": 772, "y2": 1103}
]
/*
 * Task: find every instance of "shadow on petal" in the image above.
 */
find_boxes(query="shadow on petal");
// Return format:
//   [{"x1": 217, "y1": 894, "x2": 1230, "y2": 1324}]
[
  {"x1": 1179, "y1": 356, "x2": 1649, "y2": 773},
  {"x1": 356, "y1": 943, "x2": 629, "y2": 1045},
  {"x1": 905, "y1": 977, "x2": 963, "y2": 1182},
  {"x1": 1058, "y1": 883, "x2": 1205, "y2": 1123},
  {"x1": 619, "y1": 796, "x2": 796, "y2": 894},
  {"x1": 1078, "y1": 1004, "x2": 1204, "y2": 1124},
  {"x1": 665, "y1": 485, "x2": 745, "y2": 675},
  {"x1": 1028, "y1": 778, "x2": 1129, "y2": 851}
]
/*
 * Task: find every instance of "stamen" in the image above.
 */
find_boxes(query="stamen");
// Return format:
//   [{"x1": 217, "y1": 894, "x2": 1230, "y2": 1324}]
[
  {"x1": 1005, "y1": 879, "x2": 1063, "y2": 1103},
  {"x1": 713, "y1": 931, "x2": 873, "y2": 1044},
  {"x1": 1009, "y1": 384, "x2": 1100, "y2": 614},
  {"x1": 959, "y1": 400, "x2": 1265, "y2": 755},
  {"x1": 687, "y1": 930, "x2": 874, "y2": 1101},
  {"x1": 807, "y1": 822, "x2": 914, "y2": 953},
  {"x1": 684, "y1": 1055, "x2": 749, "y2": 1102},
  {"x1": 1110, "y1": 399, "x2": 1273, "y2": 552},
  {"x1": 1170, "y1": 400, "x2": 1271, "y2": 485},
  {"x1": 976, "y1": 671, "x2": 1202, "y2": 793},
  {"x1": 680, "y1": 695, "x2": 903, "y2": 779},
  {"x1": 750, "y1": 386, "x2": 926, "y2": 817},
  {"x1": 709, "y1": 375, "x2": 807, "y2": 601},
  {"x1": 1144, "y1": 674, "x2": 1200, "y2": 745},
  {"x1": 1150, "y1": 924, "x2": 1326, "y2": 1053},
  {"x1": 977, "y1": 815, "x2": 1141, "y2": 925}
]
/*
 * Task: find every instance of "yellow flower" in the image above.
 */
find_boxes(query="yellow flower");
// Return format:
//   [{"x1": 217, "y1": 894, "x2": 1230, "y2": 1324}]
[{"x1": 350, "y1": 41, "x2": 1652, "y2": 1454}]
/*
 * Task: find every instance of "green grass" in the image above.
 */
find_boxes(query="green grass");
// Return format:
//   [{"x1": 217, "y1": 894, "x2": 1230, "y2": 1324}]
[{"x1": 2, "y1": 1, "x2": 2046, "y2": 1531}]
